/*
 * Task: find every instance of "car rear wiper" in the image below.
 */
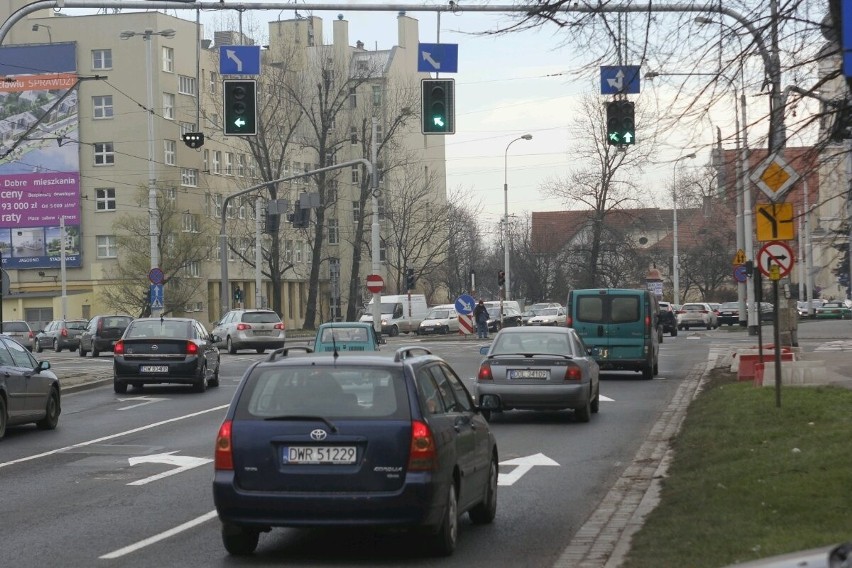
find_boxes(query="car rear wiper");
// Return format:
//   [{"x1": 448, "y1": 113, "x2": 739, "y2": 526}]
[{"x1": 263, "y1": 414, "x2": 339, "y2": 432}]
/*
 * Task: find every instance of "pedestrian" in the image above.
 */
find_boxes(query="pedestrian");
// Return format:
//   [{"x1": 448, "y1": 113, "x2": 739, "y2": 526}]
[{"x1": 473, "y1": 300, "x2": 489, "y2": 339}]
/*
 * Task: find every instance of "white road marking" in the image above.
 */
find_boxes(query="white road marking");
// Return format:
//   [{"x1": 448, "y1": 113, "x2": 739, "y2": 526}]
[
  {"x1": 127, "y1": 452, "x2": 213, "y2": 486},
  {"x1": 498, "y1": 453, "x2": 559, "y2": 486},
  {"x1": 99, "y1": 510, "x2": 219, "y2": 559},
  {"x1": 116, "y1": 396, "x2": 167, "y2": 411},
  {"x1": 0, "y1": 405, "x2": 229, "y2": 470}
]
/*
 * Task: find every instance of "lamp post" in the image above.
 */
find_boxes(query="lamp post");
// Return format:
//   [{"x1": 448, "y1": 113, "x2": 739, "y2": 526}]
[
  {"x1": 31, "y1": 23, "x2": 52, "y2": 43},
  {"x1": 503, "y1": 134, "x2": 532, "y2": 303},
  {"x1": 120, "y1": 28, "x2": 176, "y2": 317},
  {"x1": 672, "y1": 153, "x2": 696, "y2": 306}
]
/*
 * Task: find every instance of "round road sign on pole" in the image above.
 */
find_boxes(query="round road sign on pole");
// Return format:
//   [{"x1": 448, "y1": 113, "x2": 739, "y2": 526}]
[
  {"x1": 148, "y1": 267, "x2": 165, "y2": 285},
  {"x1": 757, "y1": 241, "x2": 794, "y2": 278},
  {"x1": 366, "y1": 274, "x2": 384, "y2": 294}
]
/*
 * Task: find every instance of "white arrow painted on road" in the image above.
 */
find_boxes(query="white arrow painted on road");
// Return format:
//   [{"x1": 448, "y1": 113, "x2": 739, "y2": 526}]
[
  {"x1": 498, "y1": 453, "x2": 559, "y2": 486},
  {"x1": 127, "y1": 451, "x2": 212, "y2": 486},
  {"x1": 116, "y1": 396, "x2": 167, "y2": 411},
  {"x1": 225, "y1": 49, "x2": 243, "y2": 72},
  {"x1": 421, "y1": 50, "x2": 440, "y2": 69},
  {"x1": 606, "y1": 69, "x2": 624, "y2": 90}
]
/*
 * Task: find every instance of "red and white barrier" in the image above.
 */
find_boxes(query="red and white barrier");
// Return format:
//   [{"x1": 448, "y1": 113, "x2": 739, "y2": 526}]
[{"x1": 458, "y1": 314, "x2": 474, "y2": 335}]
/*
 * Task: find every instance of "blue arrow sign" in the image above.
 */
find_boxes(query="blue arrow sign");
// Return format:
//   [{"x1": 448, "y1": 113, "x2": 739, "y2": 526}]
[
  {"x1": 455, "y1": 294, "x2": 475, "y2": 315},
  {"x1": 150, "y1": 284, "x2": 164, "y2": 310},
  {"x1": 600, "y1": 65, "x2": 641, "y2": 95},
  {"x1": 417, "y1": 43, "x2": 458, "y2": 73},
  {"x1": 219, "y1": 45, "x2": 261, "y2": 75}
]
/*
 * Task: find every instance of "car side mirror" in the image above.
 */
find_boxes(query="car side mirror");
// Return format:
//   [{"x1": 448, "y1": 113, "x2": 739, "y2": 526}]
[
  {"x1": 479, "y1": 345, "x2": 490, "y2": 355},
  {"x1": 209, "y1": 334, "x2": 218, "y2": 343},
  {"x1": 37, "y1": 360, "x2": 51, "y2": 372}
]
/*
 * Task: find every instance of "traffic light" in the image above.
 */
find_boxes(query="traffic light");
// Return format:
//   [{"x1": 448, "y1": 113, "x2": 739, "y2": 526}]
[
  {"x1": 181, "y1": 132, "x2": 205, "y2": 149},
  {"x1": 406, "y1": 268, "x2": 416, "y2": 290},
  {"x1": 223, "y1": 80, "x2": 257, "y2": 136},
  {"x1": 606, "y1": 100, "x2": 635, "y2": 145},
  {"x1": 421, "y1": 78, "x2": 455, "y2": 135},
  {"x1": 290, "y1": 199, "x2": 310, "y2": 229},
  {"x1": 498, "y1": 271, "x2": 505, "y2": 287}
]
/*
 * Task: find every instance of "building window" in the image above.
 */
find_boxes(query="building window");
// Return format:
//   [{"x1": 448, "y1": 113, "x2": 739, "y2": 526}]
[
  {"x1": 95, "y1": 188, "x2": 116, "y2": 211},
  {"x1": 238, "y1": 154, "x2": 247, "y2": 176},
  {"x1": 202, "y1": 149, "x2": 209, "y2": 171},
  {"x1": 92, "y1": 49, "x2": 112, "y2": 70},
  {"x1": 349, "y1": 87, "x2": 357, "y2": 109},
  {"x1": 178, "y1": 75, "x2": 196, "y2": 96},
  {"x1": 183, "y1": 261, "x2": 200, "y2": 278},
  {"x1": 96, "y1": 235, "x2": 117, "y2": 258},
  {"x1": 295, "y1": 241, "x2": 303, "y2": 263},
  {"x1": 376, "y1": 125, "x2": 384, "y2": 145},
  {"x1": 213, "y1": 193, "x2": 223, "y2": 218},
  {"x1": 163, "y1": 93, "x2": 175, "y2": 120},
  {"x1": 225, "y1": 152, "x2": 234, "y2": 175},
  {"x1": 212, "y1": 151, "x2": 221, "y2": 174},
  {"x1": 164, "y1": 140, "x2": 176, "y2": 165},
  {"x1": 180, "y1": 122, "x2": 196, "y2": 136},
  {"x1": 93, "y1": 142, "x2": 114, "y2": 166},
  {"x1": 162, "y1": 46, "x2": 174, "y2": 72},
  {"x1": 92, "y1": 95, "x2": 113, "y2": 119},
  {"x1": 284, "y1": 239, "x2": 293, "y2": 262},
  {"x1": 350, "y1": 126, "x2": 358, "y2": 145},
  {"x1": 380, "y1": 239, "x2": 387, "y2": 262},
  {"x1": 165, "y1": 186, "x2": 177, "y2": 202},
  {"x1": 209, "y1": 71, "x2": 217, "y2": 93},
  {"x1": 328, "y1": 218, "x2": 339, "y2": 245},
  {"x1": 372, "y1": 84, "x2": 382, "y2": 106},
  {"x1": 351, "y1": 165, "x2": 359, "y2": 184},
  {"x1": 181, "y1": 168, "x2": 198, "y2": 187},
  {"x1": 183, "y1": 212, "x2": 200, "y2": 233},
  {"x1": 352, "y1": 200, "x2": 361, "y2": 222}
]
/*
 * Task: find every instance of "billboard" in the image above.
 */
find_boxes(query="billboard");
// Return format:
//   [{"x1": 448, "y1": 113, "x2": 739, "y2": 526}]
[{"x1": 0, "y1": 43, "x2": 80, "y2": 269}]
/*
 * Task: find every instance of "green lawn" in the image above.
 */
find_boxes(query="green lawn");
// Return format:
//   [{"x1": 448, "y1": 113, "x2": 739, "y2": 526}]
[{"x1": 621, "y1": 369, "x2": 852, "y2": 568}]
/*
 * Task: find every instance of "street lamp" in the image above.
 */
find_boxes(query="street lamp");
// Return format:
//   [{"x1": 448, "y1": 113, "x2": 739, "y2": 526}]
[
  {"x1": 120, "y1": 28, "x2": 176, "y2": 317},
  {"x1": 31, "y1": 23, "x2": 52, "y2": 43},
  {"x1": 672, "y1": 153, "x2": 696, "y2": 306},
  {"x1": 503, "y1": 134, "x2": 532, "y2": 304}
]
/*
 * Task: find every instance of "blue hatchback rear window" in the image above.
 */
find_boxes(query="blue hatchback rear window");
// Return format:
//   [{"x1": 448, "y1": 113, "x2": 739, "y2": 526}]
[{"x1": 236, "y1": 366, "x2": 409, "y2": 420}]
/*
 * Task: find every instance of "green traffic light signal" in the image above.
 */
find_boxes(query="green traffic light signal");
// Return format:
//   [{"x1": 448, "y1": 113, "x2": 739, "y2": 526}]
[
  {"x1": 421, "y1": 78, "x2": 455, "y2": 135},
  {"x1": 606, "y1": 100, "x2": 636, "y2": 146},
  {"x1": 223, "y1": 80, "x2": 257, "y2": 136}
]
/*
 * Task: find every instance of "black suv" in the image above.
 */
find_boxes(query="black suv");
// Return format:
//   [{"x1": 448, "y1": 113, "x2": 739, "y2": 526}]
[
  {"x1": 79, "y1": 315, "x2": 133, "y2": 357},
  {"x1": 658, "y1": 301, "x2": 678, "y2": 337},
  {"x1": 213, "y1": 346, "x2": 498, "y2": 556}
]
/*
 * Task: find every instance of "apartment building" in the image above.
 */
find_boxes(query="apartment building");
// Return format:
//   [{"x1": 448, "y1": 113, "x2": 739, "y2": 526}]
[{"x1": 0, "y1": 5, "x2": 447, "y2": 330}]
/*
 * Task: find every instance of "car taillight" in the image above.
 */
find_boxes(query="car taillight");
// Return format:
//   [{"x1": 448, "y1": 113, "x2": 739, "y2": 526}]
[
  {"x1": 566, "y1": 316, "x2": 573, "y2": 327},
  {"x1": 186, "y1": 341, "x2": 199, "y2": 355},
  {"x1": 676, "y1": 310, "x2": 684, "y2": 314},
  {"x1": 408, "y1": 420, "x2": 437, "y2": 471},
  {"x1": 644, "y1": 315, "x2": 651, "y2": 328},
  {"x1": 114, "y1": 340, "x2": 125, "y2": 355},
  {"x1": 564, "y1": 364, "x2": 582, "y2": 381},
  {"x1": 61, "y1": 328, "x2": 68, "y2": 337},
  {"x1": 28, "y1": 331, "x2": 34, "y2": 338},
  {"x1": 236, "y1": 323, "x2": 251, "y2": 331},
  {"x1": 477, "y1": 363, "x2": 493, "y2": 381},
  {"x1": 97, "y1": 318, "x2": 103, "y2": 331},
  {"x1": 215, "y1": 420, "x2": 234, "y2": 471},
  {"x1": 274, "y1": 323, "x2": 285, "y2": 330},
  {"x1": 700, "y1": 310, "x2": 708, "y2": 314}
]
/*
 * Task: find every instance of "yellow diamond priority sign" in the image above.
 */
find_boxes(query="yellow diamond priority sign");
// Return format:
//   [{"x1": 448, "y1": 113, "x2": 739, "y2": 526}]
[{"x1": 750, "y1": 152, "x2": 799, "y2": 202}]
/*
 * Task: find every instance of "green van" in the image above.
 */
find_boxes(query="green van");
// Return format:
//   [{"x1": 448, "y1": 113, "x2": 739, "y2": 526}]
[{"x1": 566, "y1": 288, "x2": 660, "y2": 380}]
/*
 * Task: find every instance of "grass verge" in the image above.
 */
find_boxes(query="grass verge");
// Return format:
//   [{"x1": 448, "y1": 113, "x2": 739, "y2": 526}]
[{"x1": 621, "y1": 368, "x2": 852, "y2": 568}]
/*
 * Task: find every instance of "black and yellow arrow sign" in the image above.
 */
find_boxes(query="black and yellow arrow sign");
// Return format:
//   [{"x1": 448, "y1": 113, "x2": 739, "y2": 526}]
[{"x1": 756, "y1": 203, "x2": 795, "y2": 242}]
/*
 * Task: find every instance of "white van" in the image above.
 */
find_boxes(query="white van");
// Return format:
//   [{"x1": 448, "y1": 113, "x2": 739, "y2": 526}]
[
  {"x1": 417, "y1": 304, "x2": 459, "y2": 335},
  {"x1": 359, "y1": 294, "x2": 429, "y2": 336}
]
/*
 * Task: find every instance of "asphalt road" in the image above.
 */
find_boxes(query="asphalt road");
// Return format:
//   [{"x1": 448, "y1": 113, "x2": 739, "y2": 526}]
[{"x1": 1, "y1": 329, "x2": 720, "y2": 567}]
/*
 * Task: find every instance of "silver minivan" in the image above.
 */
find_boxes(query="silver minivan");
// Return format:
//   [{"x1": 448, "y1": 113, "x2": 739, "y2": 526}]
[
  {"x1": 212, "y1": 309, "x2": 286, "y2": 354},
  {"x1": 416, "y1": 304, "x2": 459, "y2": 335}
]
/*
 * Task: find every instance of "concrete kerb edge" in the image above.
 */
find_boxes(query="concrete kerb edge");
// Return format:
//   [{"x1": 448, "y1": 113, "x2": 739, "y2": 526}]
[{"x1": 552, "y1": 355, "x2": 718, "y2": 568}]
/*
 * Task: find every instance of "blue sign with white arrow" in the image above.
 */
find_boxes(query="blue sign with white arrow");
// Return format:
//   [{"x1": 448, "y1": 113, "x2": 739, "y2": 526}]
[
  {"x1": 150, "y1": 284, "x2": 164, "y2": 310},
  {"x1": 600, "y1": 65, "x2": 641, "y2": 95},
  {"x1": 417, "y1": 43, "x2": 458, "y2": 73},
  {"x1": 455, "y1": 294, "x2": 475, "y2": 315},
  {"x1": 219, "y1": 45, "x2": 261, "y2": 75}
]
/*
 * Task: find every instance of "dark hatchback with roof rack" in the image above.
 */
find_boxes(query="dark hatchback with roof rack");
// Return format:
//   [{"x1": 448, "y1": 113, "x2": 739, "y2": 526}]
[{"x1": 212, "y1": 345, "x2": 498, "y2": 557}]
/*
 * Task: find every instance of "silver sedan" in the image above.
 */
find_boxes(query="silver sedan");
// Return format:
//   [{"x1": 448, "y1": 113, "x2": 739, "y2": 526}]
[{"x1": 474, "y1": 326, "x2": 600, "y2": 422}]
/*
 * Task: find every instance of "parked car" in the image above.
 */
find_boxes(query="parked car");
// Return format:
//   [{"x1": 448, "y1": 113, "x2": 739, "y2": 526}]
[
  {"x1": 310, "y1": 321, "x2": 383, "y2": 352},
  {"x1": 527, "y1": 307, "x2": 567, "y2": 326},
  {"x1": 658, "y1": 301, "x2": 678, "y2": 336},
  {"x1": 0, "y1": 335, "x2": 60, "y2": 439},
  {"x1": 1, "y1": 320, "x2": 36, "y2": 351},
  {"x1": 486, "y1": 305, "x2": 523, "y2": 331},
  {"x1": 212, "y1": 309, "x2": 286, "y2": 354},
  {"x1": 717, "y1": 301, "x2": 741, "y2": 326},
  {"x1": 676, "y1": 303, "x2": 719, "y2": 330},
  {"x1": 417, "y1": 304, "x2": 460, "y2": 335},
  {"x1": 113, "y1": 317, "x2": 220, "y2": 393},
  {"x1": 79, "y1": 315, "x2": 133, "y2": 357},
  {"x1": 212, "y1": 346, "x2": 498, "y2": 556},
  {"x1": 34, "y1": 319, "x2": 88, "y2": 353},
  {"x1": 475, "y1": 326, "x2": 600, "y2": 422},
  {"x1": 814, "y1": 301, "x2": 852, "y2": 320},
  {"x1": 520, "y1": 309, "x2": 539, "y2": 326},
  {"x1": 796, "y1": 299, "x2": 825, "y2": 317}
]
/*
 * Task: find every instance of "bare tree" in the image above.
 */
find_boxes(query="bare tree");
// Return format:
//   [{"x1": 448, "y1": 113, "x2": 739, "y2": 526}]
[
  {"x1": 443, "y1": 189, "x2": 485, "y2": 302},
  {"x1": 100, "y1": 186, "x2": 214, "y2": 317}
]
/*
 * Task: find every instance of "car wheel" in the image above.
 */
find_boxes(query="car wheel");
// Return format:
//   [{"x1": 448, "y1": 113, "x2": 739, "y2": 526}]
[
  {"x1": 431, "y1": 483, "x2": 458, "y2": 556},
  {"x1": 91, "y1": 347, "x2": 100, "y2": 358},
  {"x1": 641, "y1": 362, "x2": 654, "y2": 380},
  {"x1": 390, "y1": 325, "x2": 399, "y2": 337},
  {"x1": 591, "y1": 383, "x2": 600, "y2": 413},
  {"x1": 221, "y1": 523, "x2": 260, "y2": 556},
  {"x1": 113, "y1": 378, "x2": 128, "y2": 394},
  {"x1": 54, "y1": 339, "x2": 61, "y2": 353},
  {"x1": 469, "y1": 456, "x2": 498, "y2": 525},
  {"x1": 255, "y1": 348, "x2": 265, "y2": 354},
  {"x1": 494, "y1": 322, "x2": 502, "y2": 332},
  {"x1": 194, "y1": 365, "x2": 208, "y2": 393},
  {"x1": 227, "y1": 337, "x2": 237, "y2": 355},
  {"x1": 575, "y1": 393, "x2": 592, "y2": 423},
  {"x1": 208, "y1": 364, "x2": 220, "y2": 388},
  {"x1": 0, "y1": 396, "x2": 6, "y2": 439},
  {"x1": 653, "y1": 357, "x2": 659, "y2": 375},
  {"x1": 671, "y1": 328, "x2": 678, "y2": 337},
  {"x1": 78, "y1": 345, "x2": 87, "y2": 357},
  {"x1": 36, "y1": 388, "x2": 60, "y2": 430},
  {"x1": 35, "y1": 340, "x2": 43, "y2": 353},
  {"x1": 439, "y1": 325, "x2": 448, "y2": 335}
]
